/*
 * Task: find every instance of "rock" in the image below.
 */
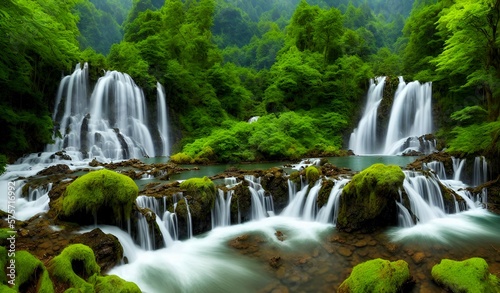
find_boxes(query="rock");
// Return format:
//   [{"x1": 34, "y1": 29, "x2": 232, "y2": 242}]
[
  {"x1": 305, "y1": 166, "x2": 320, "y2": 184},
  {"x1": 72, "y1": 228, "x2": 124, "y2": 273},
  {"x1": 52, "y1": 169, "x2": 138, "y2": 226},
  {"x1": 338, "y1": 258, "x2": 413, "y2": 293},
  {"x1": 412, "y1": 252, "x2": 426, "y2": 265},
  {"x1": 36, "y1": 164, "x2": 71, "y2": 176},
  {"x1": 260, "y1": 168, "x2": 289, "y2": 212},
  {"x1": 431, "y1": 258, "x2": 500, "y2": 293},
  {"x1": 338, "y1": 247, "x2": 353, "y2": 257},
  {"x1": 275, "y1": 230, "x2": 285, "y2": 241},
  {"x1": 9, "y1": 249, "x2": 54, "y2": 292},
  {"x1": 337, "y1": 164, "x2": 405, "y2": 232},
  {"x1": 269, "y1": 256, "x2": 282, "y2": 269}
]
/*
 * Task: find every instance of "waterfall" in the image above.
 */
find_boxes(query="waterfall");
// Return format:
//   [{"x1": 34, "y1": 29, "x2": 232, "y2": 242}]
[
  {"x1": 472, "y1": 156, "x2": 488, "y2": 186},
  {"x1": 452, "y1": 157, "x2": 466, "y2": 181},
  {"x1": 349, "y1": 77, "x2": 386, "y2": 154},
  {"x1": 245, "y1": 175, "x2": 274, "y2": 220},
  {"x1": 383, "y1": 78, "x2": 433, "y2": 155},
  {"x1": 349, "y1": 77, "x2": 435, "y2": 155},
  {"x1": 423, "y1": 161, "x2": 447, "y2": 179},
  {"x1": 136, "y1": 212, "x2": 154, "y2": 250},
  {"x1": 156, "y1": 82, "x2": 170, "y2": 157},
  {"x1": 46, "y1": 63, "x2": 170, "y2": 161},
  {"x1": 316, "y1": 179, "x2": 350, "y2": 223},
  {"x1": 212, "y1": 189, "x2": 233, "y2": 228}
]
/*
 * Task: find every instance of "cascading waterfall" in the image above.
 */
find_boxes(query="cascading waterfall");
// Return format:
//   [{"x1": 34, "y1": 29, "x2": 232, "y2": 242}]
[
  {"x1": 473, "y1": 156, "x2": 489, "y2": 186},
  {"x1": 316, "y1": 179, "x2": 350, "y2": 223},
  {"x1": 383, "y1": 78, "x2": 433, "y2": 155},
  {"x1": 349, "y1": 77, "x2": 435, "y2": 155},
  {"x1": 245, "y1": 175, "x2": 274, "y2": 220},
  {"x1": 212, "y1": 189, "x2": 233, "y2": 228},
  {"x1": 452, "y1": 157, "x2": 466, "y2": 181},
  {"x1": 156, "y1": 82, "x2": 170, "y2": 157},
  {"x1": 423, "y1": 161, "x2": 447, "y2": 179},
  {"x1": 349, "y1": 77, "x2": 386, "y2": 154},
  {"x1": 45, "y1": 63, "x2": 171, "y2": 161}
]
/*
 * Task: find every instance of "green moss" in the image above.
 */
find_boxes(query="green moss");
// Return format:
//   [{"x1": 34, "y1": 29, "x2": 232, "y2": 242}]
[
  {"x1": 343, "y1": 164, "x2": 405, "y2": 197},
  {"x1": 59, "y1": 169, "x2": 138, "y2": 223},
  {"x1": 89, "y1": 274, "x2": 141, "y2": 293},
  {"x1": 337, "y1": 164, "x2": 405, "y2": 232},
  {"x1": 0, "y1": 228, "x2": 12, "y2": 240},
  {"x1": 305, "y1": 165, "x2": 320, "y2": 184},
  {"x1": 14, "y1": 250, "x2": 54, "y2": 292},
  {"x1": 0, "y1": 246, "x2": 7, "y2": 285},
  {"x1": 431, "y1": 258, "x2": 500, "y2": 293},
  {"x1": 170, "y1": 152, "x2": 193, "y2": 164},
  {"x1": 47, "y1": 244, "x2": 100, "y2": 291},
  {"x1": 180, "y1": 177, "x2": 216, "y2": 208},
  {"x1": 338, "y1": 258, "x2": 411, "y2": 293}
]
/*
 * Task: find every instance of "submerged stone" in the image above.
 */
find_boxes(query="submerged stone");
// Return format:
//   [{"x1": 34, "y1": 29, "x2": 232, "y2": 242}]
[
  {"x1": 431, "y1": 258, "x2": 500, "y2": 293},
  {"x1": 337, "y1": 164, "x2": 405, "y2": 232},
  {"x1": 338, "y1": 258, "x2": 412, "y2": 293}
]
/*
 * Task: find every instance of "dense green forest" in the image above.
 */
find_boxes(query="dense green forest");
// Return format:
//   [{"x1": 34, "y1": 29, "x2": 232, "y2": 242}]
[{"x1": 1, "y1": 0, "x2": 499, "y2": 169}]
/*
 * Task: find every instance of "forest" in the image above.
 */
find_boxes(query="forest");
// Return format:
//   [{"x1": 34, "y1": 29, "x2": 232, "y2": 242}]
[{"x1": 1, "y1": 0, "x2": 499, "y2": 169}]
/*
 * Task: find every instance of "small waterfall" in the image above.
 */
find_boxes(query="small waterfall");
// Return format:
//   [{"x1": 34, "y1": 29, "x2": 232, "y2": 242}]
[
  {"x1": 136, "y1": 212, "x2": 154, "y2": 250},
  {"x1": 423, "y1": 161, "x2": 447, "y2": 179},
  {"x1": 383, "y1": 78, "x2": 433, "y2": 155},
  {"x1": 281, "y1": 182, "x2": 310, "y2": 217},
  {"x1": 316, "y1": 179, "x2": 350, "y2": 223},
  {"x1": 349, "y1": 77, "x2": 386, "y2": 154},
  {"x1": 245, "y1": 175, "x2": 273, "y2": 220},
  {"x1": 452, "y1": 157, "x2": 466, "y2": 181},
  {"x1": 156, "y1": 82, "x2": 170, "y2": 157},
  {"x1": 472, "y1": 156, "x2": 488, "y2": 186},
  {"x1": 47, "y1": 63, "x2": 169, "y2": 161},
  {"x1": 212, "y1": 189, "x2": 233, "y2": 228},
  {"x1": 301, "y1": 181, "x2": 322, "y2": 221}
]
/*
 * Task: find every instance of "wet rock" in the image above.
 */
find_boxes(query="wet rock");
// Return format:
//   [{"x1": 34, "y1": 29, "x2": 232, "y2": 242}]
[
  {"x1": 260, "y1": 168, "x2": 289, "y2": 212},
  {"x1": 37, "y1": 164, "x2": 71, "y2": 176},
  {"x1": 275, "y1": 230, "x2": 285, "y2": 242},
  {"x1": 338, "y1": 247, "x2": 353, "y2": 257},
  {"x1": 72, "y1": 228, "x2": 123, "y2": 273},
  {"x1": 269, "y1": 256, "x2": 282, "y2": 269},
  {"x1": 354, "y1": 239, "x2": 368, "y2": 248},
  {"x1": 337, "y1": 164, "x2": 404, "y2": 232},
  {"x1": 412, "y1": 252, "x2": 426, "y2": 264}
]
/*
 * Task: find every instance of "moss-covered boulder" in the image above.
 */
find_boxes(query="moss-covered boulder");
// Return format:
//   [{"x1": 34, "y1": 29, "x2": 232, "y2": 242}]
[
  {"x1": 47, "y1": 244, "x2": 140, "y2": 292},
  {"x1": 89, "y1": 275, "x2": 141, "y2": 292},
  {"x1": 174, "y1": 177, "x2": 216, "y2": 238},
  {"x1": 305, "y1": 165, "x2": 320, "y2": 184},
  {"x1": 53, "y1": 169, "x2": 138, "y2": 225},
  {"x1": 338, "y1": 258, "x2": 412, "y2": 293},
  {"x1": 47, "y1": 244, "x2": 100, "y2": 291},
  {"x1": 14, "y1": 250, "x2": 54, "y2": 292},
  {"x1": 431, "y1": 258, "x2": 500, "y2": 293},
  {"x1": 260, "y1": 168, "x2": 289, "y2": 212},
  {"x1": 337, "y1": 164, "x2": 405, "y2": 232}
]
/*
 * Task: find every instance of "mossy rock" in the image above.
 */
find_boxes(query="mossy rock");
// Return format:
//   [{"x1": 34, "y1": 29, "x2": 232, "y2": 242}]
[
  {"x1": 47, "y1": 244, "x2": 100, "y2": 292},
  {"x1": 179, "y1": 177, "x2": 216, "y2": 210},
  {"x1": 431, "y1": 258, "x2": 500, "y2": 293},
  {"x1": 338, "y1": 258, "x2": 412, "y2": 293},
  {"x1": 89, "y1": 274, "x2": 141, "y2": 293},
  {"x1": 337, "y1": 164, "x2": 405, "y2": 232},
  {"x1": 14, "y1": 250, "x2": 54, "y2": 292},
  {"x1": 305, "y1": 166, "x2": 320, "y2": 184},
  {"x1": 317, "y1": 179, "x2": 334, "y2": 208},
  {"x1": 55, "y1": 169, "x2": 138, "y2": 225}
]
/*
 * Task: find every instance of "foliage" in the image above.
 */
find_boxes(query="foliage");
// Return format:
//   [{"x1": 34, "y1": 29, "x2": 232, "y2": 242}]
[
  {"x1": 0, "y1": 155, "x2": 6, "y2": 175},
  {"x1": 338, "y1": 258, "x2": 411, "y2": 293},
  {"x1": 446, "y1": 122, "x2": 500, "y2": 155},
  {"x1": 58, "y1": 169, "x2": 139, "y2": 223},
  {"x1": 451, "y1": 106, "x2": 489, "y2": 126},
  {"x1": 0, "y1": 0, "x2": 81, "y2": 158},
  {"x1": 431, "y1": 258, "x2": 500, "y2": 293}
]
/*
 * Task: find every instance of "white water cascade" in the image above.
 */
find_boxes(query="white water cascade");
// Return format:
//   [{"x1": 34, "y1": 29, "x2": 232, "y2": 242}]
[
  {"x1": 473, "y1": 156, "x2": 489, "y2": 186},
  {"x1": 245, "y1": 175, "x2": 274, "y2": 220},
  {"x1": 383, "y1": 78, "x2": 433, "y2": 154},
  {"x1": 349, "y1": 77, "x2": 386, "y2": 154},
  {"x1": 350, "y1": 77, "x2": 435, "y2": 155},
  {"x1": 156, "y1": 82, "x2": 170, "y2": 156},
  {"x1": 45, "y1": 63, "x2": 171, "y2": 162}
]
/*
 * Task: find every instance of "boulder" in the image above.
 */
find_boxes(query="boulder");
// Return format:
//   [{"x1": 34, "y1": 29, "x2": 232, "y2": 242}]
[
  {"x1": 52, "y1": 169, "x2": 138, "y2": 226},
  {"x1": 337, "y1": 164, "x2": 405, "y2": 232},
  {"x1": 338, "y1": 258, "x2": 412, "y2": 293},
  {"x1": 431, "y1": 258, "x2": 500, "y2": 293}
]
